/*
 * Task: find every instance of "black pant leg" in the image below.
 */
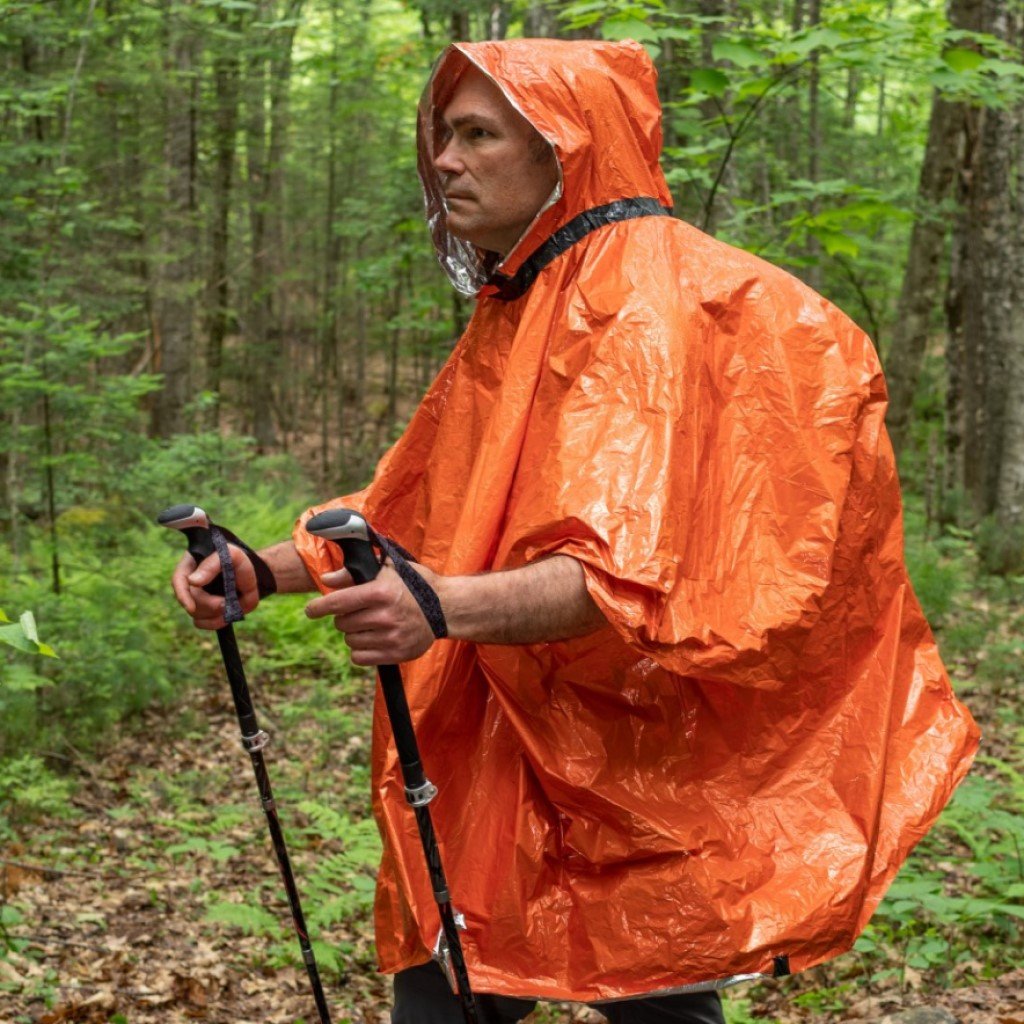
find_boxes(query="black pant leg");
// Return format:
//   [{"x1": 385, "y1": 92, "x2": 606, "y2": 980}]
[
  {"x1": 591, "y1": 989, "x2": 726, "y2": 1024},
  {"x1": 391, "y1": 961, "x2": 538, "y2": 1024}
]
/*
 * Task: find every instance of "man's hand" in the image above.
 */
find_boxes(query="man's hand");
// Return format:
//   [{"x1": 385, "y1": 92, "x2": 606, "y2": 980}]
[
  {"x1": 172, "y1": 544, "x2": 260, "y2": 631},
  {"x1": 305, "y1": 562, "x2": 437, "y2": 666},
  {"x1": 306, "y1": 554, "x2": 606, "y2": 666},
  {"x1": 171, "y1": 539, "x2": 315, "y2": 630}
]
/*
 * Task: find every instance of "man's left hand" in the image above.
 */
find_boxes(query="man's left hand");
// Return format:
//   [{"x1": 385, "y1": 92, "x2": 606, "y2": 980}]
[{"x1": 305, "y1": 561, "x2": 439, "y2": 666}]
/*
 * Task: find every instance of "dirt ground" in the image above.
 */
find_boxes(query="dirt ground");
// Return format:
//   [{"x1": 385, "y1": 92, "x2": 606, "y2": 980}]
[{"x1": 1, "y1": 681, "x2": 1020, "y2": 1024}]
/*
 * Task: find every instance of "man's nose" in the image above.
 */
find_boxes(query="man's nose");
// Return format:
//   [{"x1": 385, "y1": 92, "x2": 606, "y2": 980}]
[{"x1": 433, "y1": 140, "x2": 462, "y2": 176}]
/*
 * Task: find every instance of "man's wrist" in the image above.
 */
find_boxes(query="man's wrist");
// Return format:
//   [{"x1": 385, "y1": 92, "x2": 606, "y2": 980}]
[{"x1": 260, "y1": 540, "x2": 316, "y2": 595}]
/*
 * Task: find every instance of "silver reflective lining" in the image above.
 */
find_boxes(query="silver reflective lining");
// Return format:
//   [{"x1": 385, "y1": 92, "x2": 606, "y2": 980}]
[{"x1": 595, "y1": 973, "x2": 766, "y2": 1002}]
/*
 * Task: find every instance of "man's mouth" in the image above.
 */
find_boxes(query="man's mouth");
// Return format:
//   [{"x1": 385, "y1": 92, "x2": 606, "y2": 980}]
[{"x1": 445, "y1": 193, "x2": 475, "y2": 202}]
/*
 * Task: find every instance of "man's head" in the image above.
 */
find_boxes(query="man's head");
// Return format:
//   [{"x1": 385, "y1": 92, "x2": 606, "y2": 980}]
[{"x1": 433, "y1": 65, "x2": 559, "y2": 257}]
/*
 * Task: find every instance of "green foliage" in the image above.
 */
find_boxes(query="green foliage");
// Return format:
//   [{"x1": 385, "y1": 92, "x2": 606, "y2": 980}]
[
  {"x1": 976, "y1": 515, "x2": 1024, "y2": 576},
  {"x1": 855, "y1": 766, "x2": 1024, "y2": 988},
  {"x1": 0, "y1": 608, "x2": 56, "y2": 657},
  {"x1": 903, "y1": 510, "x2": 970, "y2": 622},
  {"x1": 0, "y1": 755, "x2": 73, "y2": 831},
  {"x1": 205, "y1": 901, "x2": 284, "y2": 938},
  {"x1": 722, "y1": 992, "x2": 780, "y2": 1023},
  {"x1": 298, "y1": 807, "x2": 381, "y2": 928}
]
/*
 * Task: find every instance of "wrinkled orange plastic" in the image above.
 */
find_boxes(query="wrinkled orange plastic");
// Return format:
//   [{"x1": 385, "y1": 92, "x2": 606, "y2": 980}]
[{"x1": 294, "y1": 40, "x2": 980, "y2": 1002}]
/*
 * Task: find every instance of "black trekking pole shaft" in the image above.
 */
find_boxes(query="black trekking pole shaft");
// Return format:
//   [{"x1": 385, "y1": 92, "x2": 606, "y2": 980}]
[
  {"x1": 158, "y1": 505, "x2": 332, "y2": 1024},
  {"x1": 305, "y1": 509, "x2": 480, "y2": 1024},
  {"x1": 215, "y1": 625, "x2": 333, "y2": 1024},
  {"x1": 378, "y1": 661, "x2": 479, "y2": 1024}
]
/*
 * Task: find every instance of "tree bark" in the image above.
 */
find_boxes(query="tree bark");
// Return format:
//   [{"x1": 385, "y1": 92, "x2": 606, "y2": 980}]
[
  {"x1": 152, "y1": 0, "x2": 198, "y2": 438},
  {"x1": 885, "y1": 0, "x2": 984, "y2": 457},
  {"x1": 961, "y1": 0, "x2": 1015, "y2": 516},
  {"x1": 243, "y1": 34, "x2": 273, "y2": 449},
  {"x1": 204, "y1": 9, "x2": 241, "y2": 427},
  {"x1": 883, "y1": 94, "x2": 966, "y2": 454},
  {"x1": 992, "y1": 8, "x2": 1024, "y2": 544},
  {"x1": 805, "y1": 0, "x2": 823, "y2": 291}
]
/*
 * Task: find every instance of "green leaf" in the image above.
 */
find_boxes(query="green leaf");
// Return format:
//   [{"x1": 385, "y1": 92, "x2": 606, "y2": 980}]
[
  {"x1": 602, "y1": 17, "x2": 660, "y2": 43},
  {"x1": 712, "y1": 40, "x2": 763, "y2": 69},
  {"x1": 737, "y1": 76, "x2": 776, "y2": 100},
  {"x1": 0, "y1": 611, "x2": 58, "y2": 658},
  {"x1": 811, "y1": 227, "x2": 860, "y2": 258},
  {"x1": 943, "y1": 47, "x2": 985, "y2": 73},
  {"x1": 689, "y1": 68, "x2": 729, "y2": 97}
]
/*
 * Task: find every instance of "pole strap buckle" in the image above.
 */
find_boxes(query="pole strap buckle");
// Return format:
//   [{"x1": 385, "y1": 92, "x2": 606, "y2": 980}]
[
  {"x1": 405, "y1": 779, "x2": 438, "y2": 807},
  {"x1": 242, "y1": 729, "x2": 270, "y2": 752}
]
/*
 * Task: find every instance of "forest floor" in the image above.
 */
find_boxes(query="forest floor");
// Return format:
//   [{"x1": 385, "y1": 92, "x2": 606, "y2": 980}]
[{"x1": 2, "y1": 597, "x2": 1022, "y2": 1024}]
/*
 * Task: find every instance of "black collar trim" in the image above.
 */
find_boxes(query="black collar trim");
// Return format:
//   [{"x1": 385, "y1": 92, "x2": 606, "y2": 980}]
[{"x1": 486, "y1": 197, "x2": 671, "y2": 302}]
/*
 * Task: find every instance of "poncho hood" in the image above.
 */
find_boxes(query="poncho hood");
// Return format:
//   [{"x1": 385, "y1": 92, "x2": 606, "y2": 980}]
[
  {"x1": 297, "y1": 39, "x2": 978, "y2": 1003},
  {"x1": 417, "y1": 39, "x2": 673, "y2": 294}
]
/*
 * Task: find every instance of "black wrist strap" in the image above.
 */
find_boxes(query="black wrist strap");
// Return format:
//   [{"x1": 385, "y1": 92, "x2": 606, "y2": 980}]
[
  {"x1": 208, "y1": 521, "x2": 278, "y2": 625},
  {"x1": 369, "y1": 531, "x2": 448, "y2": 641}
]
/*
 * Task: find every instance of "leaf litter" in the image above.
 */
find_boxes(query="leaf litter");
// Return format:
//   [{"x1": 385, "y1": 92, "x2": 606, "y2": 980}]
[{"x1": 1, "y1": 608, "x2": 1021, "y2": 1024}]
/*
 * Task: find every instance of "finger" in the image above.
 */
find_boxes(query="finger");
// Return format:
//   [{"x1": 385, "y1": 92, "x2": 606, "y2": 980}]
[
  {"x1": 349, "y1": 648, "x2": 385, "y2": 667},
  {"x1": 305, "y1": 586, "x2": 365, "y2": 620},
  {"x1": 320, "y1": 568, "x2": 354, "y2": 589},
  {"x1": 187, "y1": 550, "x2": 227, "y2": 588},
  {"x1": 189, "y1": 588, "x2": 226, "y2": 617},
  {"x1": 193, "y1": 612, "x2": 226, "y2": 630},
  {"x1": 344, "y1": 631, "x2": 389, "y2": 666},
  {"x1": 331, "y1": 608, "x2": 387, "y2": 634},
  {"x1": 172, "y1": 554, "x2": 198, "y2": 614}
]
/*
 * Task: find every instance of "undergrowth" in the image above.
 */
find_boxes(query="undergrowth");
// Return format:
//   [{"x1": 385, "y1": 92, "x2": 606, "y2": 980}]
[{"x1": 1, "y1": 465, "x2": 1022, "y2": 1018}]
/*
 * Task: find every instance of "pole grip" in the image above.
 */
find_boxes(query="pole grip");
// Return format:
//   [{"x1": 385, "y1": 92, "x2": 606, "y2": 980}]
[
  {"x1": 305, "y1": 509, "x2": 380, "y2": 585},
  {"x1": 156, "y1": 503, "x2": 224, "y2": 597},
  {"x1": 339, "y1": 539, "x2": 380, "y2": 586}
]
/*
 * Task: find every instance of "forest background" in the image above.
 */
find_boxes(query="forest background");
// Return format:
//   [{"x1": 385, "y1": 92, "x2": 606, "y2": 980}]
[{"x1": 1, "y1": 0, "x2": 1023, "y2": 1022}]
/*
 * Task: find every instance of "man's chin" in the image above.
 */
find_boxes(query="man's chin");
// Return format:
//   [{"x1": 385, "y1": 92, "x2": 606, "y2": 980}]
[{"x1": 447, "y1": 219, "x2": 488, "y2": 250}]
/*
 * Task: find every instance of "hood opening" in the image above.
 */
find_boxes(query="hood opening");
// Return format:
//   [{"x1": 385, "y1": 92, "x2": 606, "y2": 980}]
[{"x1": 418, "y1": 47, "x2": 564, "y2": 296}]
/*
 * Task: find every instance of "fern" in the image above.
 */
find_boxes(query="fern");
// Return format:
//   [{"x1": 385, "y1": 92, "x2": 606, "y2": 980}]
[{"x1": 205, "y1": 901, "x2": 282, "y2": 938}]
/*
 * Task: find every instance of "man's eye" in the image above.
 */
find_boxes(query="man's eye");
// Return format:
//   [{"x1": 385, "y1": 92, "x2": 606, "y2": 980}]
[{"x1": 466, "y1": 127, "x2": 490, "y2": 141}]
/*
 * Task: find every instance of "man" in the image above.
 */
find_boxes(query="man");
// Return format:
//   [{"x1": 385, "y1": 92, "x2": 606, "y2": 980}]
[{"x1": 174, "y1": 39, "x2": 979, "y2": 1024}]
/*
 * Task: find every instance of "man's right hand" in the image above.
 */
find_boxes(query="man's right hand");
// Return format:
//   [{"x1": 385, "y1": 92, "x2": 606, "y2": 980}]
[{"x1": 171, "y1": 544, "x2": 261, "y2": 630}]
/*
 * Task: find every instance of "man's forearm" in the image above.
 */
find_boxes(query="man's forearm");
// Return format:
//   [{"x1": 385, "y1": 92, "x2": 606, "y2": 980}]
[{"x1": 438, "y1": 555, "x2": 606, "y2": 645}]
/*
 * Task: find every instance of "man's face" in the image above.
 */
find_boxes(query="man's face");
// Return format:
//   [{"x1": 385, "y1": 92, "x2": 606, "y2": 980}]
[{"x1": 434, "y1": 67, "x2": 559, "y2": 257}]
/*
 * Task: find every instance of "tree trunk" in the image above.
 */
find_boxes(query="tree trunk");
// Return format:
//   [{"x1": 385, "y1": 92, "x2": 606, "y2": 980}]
[
  {"x1": 992, "y1": 8, "x2": 1024, "y2": 548},
  {"x1": 883, "y1": 94, "x2": 966, "y2": 454},
  {"x1": 319, "y1": 0, "x2": 341, "y2": 487},
  {"x1": 204, "y1": 10, "x2": 241, "y2": 427},
  {"x1": 264, "y1": 1, "x2": 302, "y2": 449},
  {"x1": 243, "y1": 36, "x2": 273, "y2": 449},
  {"x1": 152, "y1": 0, "x2": 198, "y2": 438},
  {"x1": 961, "y1": 2, "x2": 1015, "y2": 516},
  {"x1": 885, "y1": 0, "x2": 985, "y2": 457},
  {"x1": 805, "y1": 0, "x2": 823, "y2": 291}
]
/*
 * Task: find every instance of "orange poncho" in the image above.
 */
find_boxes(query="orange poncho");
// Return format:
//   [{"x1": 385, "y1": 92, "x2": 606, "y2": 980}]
[{"x1": 295, "y1": 40, "x2": 979, "y2": 1002}]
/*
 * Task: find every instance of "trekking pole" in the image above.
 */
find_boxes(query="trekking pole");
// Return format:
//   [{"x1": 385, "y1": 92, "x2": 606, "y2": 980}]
[
  {"x1": 158, "y1": 504, "x2": 333, "y2": 1024},
  {"x1": 305, "y1": 509, "x2": 480, "y2": 1024}
]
